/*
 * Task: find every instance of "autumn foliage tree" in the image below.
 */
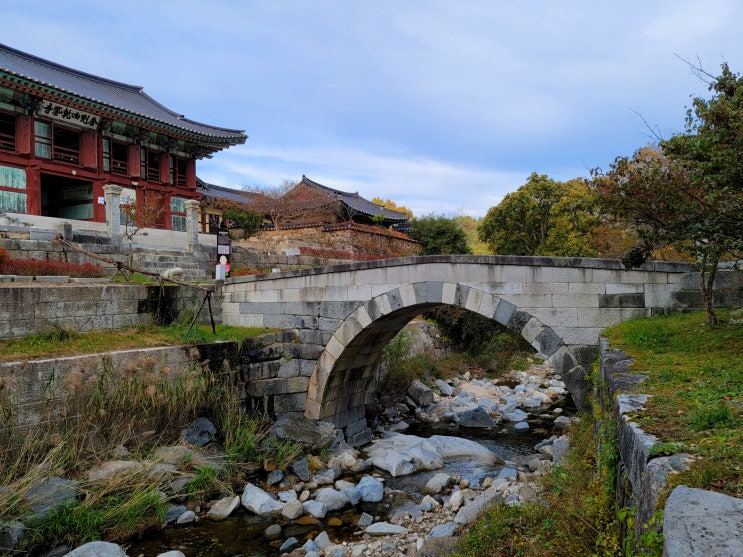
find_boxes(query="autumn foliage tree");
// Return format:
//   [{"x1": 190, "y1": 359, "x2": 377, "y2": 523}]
[
  {"x1": 593, "y1": 63, "x2": 743, "y2": 324},
  {"x1": 478, "y1": 173, "x2": 611, "y2": 257},
  {"x1": 244, "y1": 179, "x2": 337, "y2": 230}
]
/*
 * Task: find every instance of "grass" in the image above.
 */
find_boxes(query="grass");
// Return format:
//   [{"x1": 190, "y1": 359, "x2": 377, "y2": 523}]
[
  {"x1": 0, "y1": 322, "x2": 270, "y2": 363},
  {"x1": 603, "y1": 308, "x2": 743, "y2": 499},
  {"x1": 456, "y1": 416, "x2": 621, "y2": 557}
]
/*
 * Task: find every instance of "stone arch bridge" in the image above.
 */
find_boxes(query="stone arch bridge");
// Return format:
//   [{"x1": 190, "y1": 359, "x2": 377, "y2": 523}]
[{"x1": 221, "y1": 255, "x2": 698, "y2": 445}]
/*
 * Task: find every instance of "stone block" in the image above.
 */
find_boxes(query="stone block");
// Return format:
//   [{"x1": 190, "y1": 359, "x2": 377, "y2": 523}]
[
  {"x1": 454, "y1": 284, "x2": 470, "y2": 307},
  {"x1": 599, "y1": 293, "x2": 645, "y2": 308},
  {"x1": 520, "y1": 317, "x2": 543, "y2": 344},
  {"x1": 249, "y1": 376, "x2": 310, "y2": 396},
  {"x1": 494, "y1": 298, "x2": 516, "y2": 326},
  {"x1": 441, "y1": 282, "x2": 457, "y2": 305},
  {"x1": 605, "y1": 283, "x2": 644, "y2": 295},
  {"x1": 534, "y1": 327, "x2": 564, "y2": 357}
]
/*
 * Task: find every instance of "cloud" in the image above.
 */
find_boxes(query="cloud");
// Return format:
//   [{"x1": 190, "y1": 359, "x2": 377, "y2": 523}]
[{"x1": 198, "y1": 143, "x2": 533, "y2": 219}]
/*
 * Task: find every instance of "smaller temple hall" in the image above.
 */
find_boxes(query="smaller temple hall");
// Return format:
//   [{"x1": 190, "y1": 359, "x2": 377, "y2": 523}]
[{"x1": 0, "y1": 43, "x2": 246, "y2": 231}]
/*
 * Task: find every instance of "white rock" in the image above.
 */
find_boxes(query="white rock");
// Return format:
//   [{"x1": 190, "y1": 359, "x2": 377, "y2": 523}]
[{"x1": 241, "y1": 483, "x2": 284, "y2": 517}]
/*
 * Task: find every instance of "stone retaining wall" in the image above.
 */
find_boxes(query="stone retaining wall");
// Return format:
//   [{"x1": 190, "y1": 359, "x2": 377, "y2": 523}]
[
  {"x1": 0, "y1": 342, "x2": 239, "y2": 432},
  {"x1": 0, "y1": 283, "x2": 222, "y2": 339},
  {"x1": 597, "y1": 339, "x2": 742, "y2": 556}
]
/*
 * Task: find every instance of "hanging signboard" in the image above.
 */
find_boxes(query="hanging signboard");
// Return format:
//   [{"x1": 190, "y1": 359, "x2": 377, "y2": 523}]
[{"x1": 37, "y1": 100, "x2": 100, "y2": 130}]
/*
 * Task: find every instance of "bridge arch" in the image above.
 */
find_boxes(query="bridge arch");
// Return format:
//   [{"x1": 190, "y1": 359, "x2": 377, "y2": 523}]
[{"x1": 305, "y1": 281, "x2": 587, "y2": 434}]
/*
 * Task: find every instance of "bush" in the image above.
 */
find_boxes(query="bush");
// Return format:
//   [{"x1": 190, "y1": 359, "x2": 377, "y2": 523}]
[{"x1": 0, "y1": 257, "x2": 105, "y2": 277}]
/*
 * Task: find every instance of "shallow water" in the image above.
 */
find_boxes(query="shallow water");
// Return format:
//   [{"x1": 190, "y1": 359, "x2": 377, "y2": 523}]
[{"x1": 126, "y1": 406, "x2": 566, "y2": 556}]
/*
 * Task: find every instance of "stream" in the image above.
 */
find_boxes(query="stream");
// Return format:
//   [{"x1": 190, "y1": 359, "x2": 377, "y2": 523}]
[{"x1": 125, "y1": 401, "x2": 569, "y2": 557}]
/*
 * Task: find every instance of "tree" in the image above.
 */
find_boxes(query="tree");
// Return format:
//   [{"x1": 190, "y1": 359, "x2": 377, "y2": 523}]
[
  {"x1": 594, "y1": 63, "x2": 743, "y2": 324},
  {"x1": 244, "y1": 179, "x2": 337, "y2": 230},
  {"x1": 119, "y1": 190, "x2": 165, "y2": 278},
  {"x1": 408, "y1": 214, "x2": 471, "y2": 255},
  {"x1": 478, "y1": 173, "x2": 604, "y2": 257},
  {"x1": 207, "y1": 197, "x2": 263, "y2": 240},
  {"x1": 371, "y1": 197, "x2": 414, "y2": 218}
]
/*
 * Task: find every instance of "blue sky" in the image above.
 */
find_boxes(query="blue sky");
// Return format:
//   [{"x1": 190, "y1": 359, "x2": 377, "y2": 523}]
[{"x1": 2, "y1": 0, "x2": 742, "y2": 217}]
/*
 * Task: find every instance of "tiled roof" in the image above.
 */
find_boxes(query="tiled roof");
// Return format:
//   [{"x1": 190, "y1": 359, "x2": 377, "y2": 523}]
[
  {"x1": 0, "y1": 43, "x2": 246, "y2": 144},
  {"x1": 197, "y1": 178, "x2": 252, "y2": 204},
  {"x1": 299, "y1": 176, "x2": 409, "y2": 222}
]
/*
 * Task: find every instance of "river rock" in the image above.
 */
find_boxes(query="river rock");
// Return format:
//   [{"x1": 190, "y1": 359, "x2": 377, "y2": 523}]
[
  {"x1": 280, "y1": 537, "x2": 300, "y2": 553},
  {"x1": 291, "y1": 458, "x2": 311, "y2": 481},
  {"x1": 153, "y1": 445, "x2": 227, "y2": 472},
  {"x1": 435, "y1": 379, "x2": 454, "y2": 396},
  {"x1": 165, "y1": 505, "x2": 188, "y2": 524},
  {"x1": 181, "y1": 417, "x2": 216, "y2": 447},
  {"x1": 303, "y1": 500, "x2": 328, "y2": 518},
  {"x1": 427, "y1": 522, "x2": 458, "y2": 539},
  {"x1": 358, "y1": 512, "x2": 374, "y2": 527},
  {"x1": 407, "y1": 379, "x2": 434, "y2": 407},
  {"x1": 264, "y1": 523, "x2": 282, "y2": 539},
  {"x1": 282, "y1": 500, "x2": 305, "y2": 520},
  {"x1": 356, "y1": 475, "x2": 384, "y2": 502},
  {"x1": 314, "y1": 531, "x2": 333, "y2": 550},
  {"x1": 0, "y1": 520, "x2": 24, "y2": 552},
  {"x1": 453, "y1": 485, "x2": 501, "y2": 525},
  {"x1": 86, "y1": 460, "x2": 144, "y2": 482},
  {"x1": 65, "y1": 542, "x2": 128, "y2": 556},
  {"x1": 458, "y1": 406, "x2": 497, "y2": 428},
  {"x1": 207, "y1": 495, "x2": 240, "y2": 521},
  {"x1": 241, "y1": 483, "x2": 284, "y2": 517},
  {"x1": 423, "y1": 472, "x2": 450, "y2": 494},
  {"x1": 25, "y1": 477, "x2": 79, "y2": 519},
  {"x1": 313, "y1": 466, "x2": 341, "y2": 485},
  {"x1": 365, "y1": 522, "x2": 408, "y2": 536},
  {"x1": 176, "y1": 510, "x2": 197, "y2": 524},
  {"x1": 314, "y1": 487, "x2": 349, "y2": 511}
]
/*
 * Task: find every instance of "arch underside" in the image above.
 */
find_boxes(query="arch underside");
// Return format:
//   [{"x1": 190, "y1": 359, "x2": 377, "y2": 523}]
[{"x1": 305, "y1": 282, "x2": 587, "y2": 428}]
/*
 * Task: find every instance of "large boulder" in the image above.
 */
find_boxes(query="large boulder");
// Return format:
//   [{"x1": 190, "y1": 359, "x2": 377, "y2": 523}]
[
  {"x1": 408, "y1": 379, "x2": 434, "y2": 407},
  {"x1": 364, "y1": 433, "x2": 500, "y2": 476},
  {"x1": 270, "y1": 414, "x2": 338, "y2": 451},
  {"x1": 458, "y1": 407, "x2": 497, "y2": 428},
  {"x1": 65, "y1": 542, "x2": 128, "y2": 557}
]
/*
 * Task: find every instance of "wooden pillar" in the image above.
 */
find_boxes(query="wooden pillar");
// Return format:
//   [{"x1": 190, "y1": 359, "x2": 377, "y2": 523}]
[
  {"x1": 159, "y1": 152, "x2": 170, "y2": 185},
  {"x1": 15, "y1": 114, "x2": 32, "y2": 155},
  {"x1": 25, "y1": 165, "x2": 41, "y2": 215},
  {"x1": 186, "y1": 158, "x2": 196, "y2": 190},
  {"x1": 80, "y1": 131, "x2": 98, "y2": 169},
  {"x1": 127, "y1": 145, "x2": 140, "y2": 179}
]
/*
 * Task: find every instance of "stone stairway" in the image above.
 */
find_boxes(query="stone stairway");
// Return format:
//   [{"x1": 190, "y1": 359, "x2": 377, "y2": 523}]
[{"x1": 130, "y1": 250, "x2": 211, "y2": 282}]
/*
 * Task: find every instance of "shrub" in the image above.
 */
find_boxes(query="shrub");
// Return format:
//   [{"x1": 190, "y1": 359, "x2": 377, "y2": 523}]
[{"x1": 0, "y1": 257, "x2": 105, "y2": 277}]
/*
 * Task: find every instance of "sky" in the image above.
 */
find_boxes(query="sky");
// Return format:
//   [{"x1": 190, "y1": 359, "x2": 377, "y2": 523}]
[{"x1": 2, "y1": 0, "x2": 742, "y2": 218}]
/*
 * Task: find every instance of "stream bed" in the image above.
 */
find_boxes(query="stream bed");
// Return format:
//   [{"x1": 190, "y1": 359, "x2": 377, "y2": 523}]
[{"x1": 126, "y1": 407, "x2": 567, "y2": 557}]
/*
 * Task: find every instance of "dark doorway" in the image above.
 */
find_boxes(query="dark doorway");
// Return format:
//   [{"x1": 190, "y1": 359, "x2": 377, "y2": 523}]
[{"x1": 40, "y1": 173, "x2": 94, "y2": 219}]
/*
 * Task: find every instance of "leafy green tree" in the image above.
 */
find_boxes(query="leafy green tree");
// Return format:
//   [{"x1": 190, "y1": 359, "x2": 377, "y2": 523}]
[
  {"x1": 594, "y1": 63, "x2": 743, "y2": 324},
  {"x1": 478, "y1": 173, "x2": 602, "y2": 257},
  {"x1": 408, "y1": 214, "x2": 471, "y2": 255}
]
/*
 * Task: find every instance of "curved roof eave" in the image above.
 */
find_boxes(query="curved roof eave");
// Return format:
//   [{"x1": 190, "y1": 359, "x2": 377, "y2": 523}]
[{"x1": 0, "y1": 43, "x2": 247, "y2": 146}]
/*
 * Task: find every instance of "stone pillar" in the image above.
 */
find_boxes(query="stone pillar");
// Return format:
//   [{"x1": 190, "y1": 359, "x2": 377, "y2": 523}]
[
  {"x1": 184, "y1": 200, "x2": 201, "y2": 252},
  {"x1": 103, "y1": 184, "x2": 122, "y2": 245}
]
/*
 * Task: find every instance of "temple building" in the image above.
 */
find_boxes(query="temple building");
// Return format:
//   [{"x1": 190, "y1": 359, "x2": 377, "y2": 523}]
[{"x1": 0, "y1": 43, "x2": 246, "y2": 231}]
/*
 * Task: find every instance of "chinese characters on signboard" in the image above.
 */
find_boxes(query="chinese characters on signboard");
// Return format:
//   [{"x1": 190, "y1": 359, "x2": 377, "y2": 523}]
[{"x1": 37, "y1": 101, "x2": 99, "y2": 130}]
